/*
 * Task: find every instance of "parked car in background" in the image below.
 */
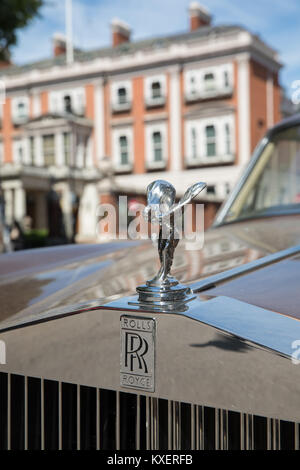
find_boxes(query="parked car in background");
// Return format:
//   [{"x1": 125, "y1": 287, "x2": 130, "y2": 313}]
[
  {"x1": 0, "y1": 196, "x2": 12, "y2": 253},
  {"x1": 1, "y1": 114, "x2": 300, "y2": 450}
]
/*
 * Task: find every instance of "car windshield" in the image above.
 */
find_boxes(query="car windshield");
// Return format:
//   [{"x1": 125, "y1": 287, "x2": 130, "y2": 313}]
[{"x1": 223, "y1": 124, "x2": 300, "y2": 223}]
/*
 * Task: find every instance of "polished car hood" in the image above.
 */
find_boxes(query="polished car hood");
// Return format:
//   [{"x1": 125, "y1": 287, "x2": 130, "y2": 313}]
[{"x1": 0, "y1": 215, "x2": 300, "y2": 327}]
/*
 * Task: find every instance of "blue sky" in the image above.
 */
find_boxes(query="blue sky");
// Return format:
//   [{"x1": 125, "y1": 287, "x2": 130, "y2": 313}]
[{"x1": 11, "y1": 0, "x2": 300, "y2": 96}]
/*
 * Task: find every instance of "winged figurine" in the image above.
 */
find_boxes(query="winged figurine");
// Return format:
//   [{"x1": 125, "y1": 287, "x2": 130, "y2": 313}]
[{"x1": 143, "y1": 180, "x2": 207, "y2": 286}]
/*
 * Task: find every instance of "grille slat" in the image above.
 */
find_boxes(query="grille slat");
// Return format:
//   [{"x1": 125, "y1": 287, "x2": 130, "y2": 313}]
[
  {"x1": 11, "y1": 374, "x2": 25, "y2": 450},
  {"x1": 28, "y1": 377, "x2": 41, "y2": 450},
  {"x1": 77, "y1": 384, "x2": 80, "y2": 450},
  {"x1": 116, "y1": 391, "x2": 120, "y2": 450},
  {"x1": 295, "y1": 423, "x2": 300, "y2": 450},
  {"x1": 146, "y1": 396, "x2": 150, "y2": 450},
  {"x1": 41, "y1": 379, "x2": 45, "y2": 450},
  {"x1": 80, "y1": 386, "x2": 96, "y2": 450},
  {"x1": 24, "y1": 376, "x2": 28, "y2": 450},
  {"x1": 241, "y1": 412, "x2": 254, "y2": 450},
  {"x1": 7, "y1": 373, "x2": 11, "y2": 450},
  {"x1": 0, "y1": 372, "x2": 299, "y2": 450},
  {"x1": 96, "y1": 388, "x2": 100, "y2": 450}
]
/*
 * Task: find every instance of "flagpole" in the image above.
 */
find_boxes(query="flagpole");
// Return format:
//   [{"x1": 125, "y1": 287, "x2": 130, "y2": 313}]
[{"x1": 65, "y1": 0, "x2": 74, "y2": 64}]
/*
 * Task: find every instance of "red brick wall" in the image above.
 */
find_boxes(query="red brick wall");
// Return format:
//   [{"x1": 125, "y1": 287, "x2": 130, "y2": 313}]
[{"x1": 249, "y1": 60, "x2": 268, "y2": 152}]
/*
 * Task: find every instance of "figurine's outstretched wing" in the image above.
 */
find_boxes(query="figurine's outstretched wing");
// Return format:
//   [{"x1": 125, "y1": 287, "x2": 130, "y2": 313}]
[
  {"x1": 162, "y1": 182, "x2": 207, "y2": 218},
  {"x1": 178, "y1": 182, "x2": 207, "y2": 207}
]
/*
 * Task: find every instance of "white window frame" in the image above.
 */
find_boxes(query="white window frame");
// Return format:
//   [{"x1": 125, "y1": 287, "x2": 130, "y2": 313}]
[
  {"x1": 76, "y1": 134, "x2": 85, "y2": 169},
  {"x1": 111, "y1": 80, "x2": 132, "y2": 112},
  {"x1": 184, "y1": 63, "x2": 233, "y2": 101},
  {"x1": 144, "y1": 75, "x2": 166, "y2": 108},
  {"x1": 42, "y1": 133, "x2": 56, "y2": 167},
  {"x1": 12, "y1": 96, "x2": 29, "y2": 125},
  {"x1": 205, "y1": 124, "x2": 217, "y2": 157},
  {"x1": 49, "y1": 87, "x2": 86, "y2": 116},
  {"x1": 224, "y1": 122, "x2": 231, "y2": 156},
  {"x1": 145, "y1": 122, "x2": 167, "y2": 169},
  {"x1": 185, "y1": 114, "x2": 235, "y2": 165},
  {"x1": 112, "y1": 127, "x2": 133, "y2": 172},
  {"x1": 13, "y1": 139, "x2": 25, "y2": 164}
]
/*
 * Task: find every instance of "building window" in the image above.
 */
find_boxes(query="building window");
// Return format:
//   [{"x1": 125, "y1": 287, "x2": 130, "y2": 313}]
[
  {"x1": 191, "y1": 128, "x2": 197, "y2": 159},
  {"x1": 63, "y1": 132, "x2": 71, "y2": 165},
  {"x1": 17, "y1": 102, "x2": 26, "y2": 119},
  {"x1": 119, "y1": 136, "x2": 129, "y2": 166},
  {"x1": 18, "y1": 145, "x2": 23, "y2": 164},
  {"x1": 225, "y1": 123, "x2": 231, "y2": 155},
  {"x1": 190, "y1": 76, "x2": 197, "y2": 95},
  {"x1": 118, "y1": 87, "x2": 127, "y2": 104},
  {"x1": 206, "y1": 185, "x2": 216, "y2": 195},
  {"x1": 43, "y1": 134, "x2": 55, "y2": 166},
  {"x1": 224, "y1": 70, "x2": 229, "y2": 88},
  {"x1": 151, "y1": 82, "x2": 162, "y2": 99},
  {"x1": 76, "y1": 91, "x2": 85, "y2": 115},
  {"x1": 64, "y1": 95, "x2": 72, "y2": 113},
  {"x1": 29, "y1": 136, "x2": 35, "y2": 165},
  {"x1": 13, "y1": 98, "x2": 29, "y2": 124},
  {"x1": 152, "y1": 131, "x2": 163, "y2": 162},
  {"x1": 205, "y1": 125, "x2": 216, "y2": 157},
  {"x1": 204, "y1": 73, "x2": 215, "y2": 92}
]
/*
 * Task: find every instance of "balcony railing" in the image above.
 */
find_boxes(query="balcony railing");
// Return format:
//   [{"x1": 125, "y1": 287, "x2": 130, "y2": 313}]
[
  {"x1": 145, "y1": 95, "x2": 166, "y2": 109},
  {"x1": 185, "y1": 153, "x2": 235, "y2": 168},
  {"x1": 111, "y1": 101, "x2": 132, "y2": 113},
  {"x1": 12, "y1": 115, "x2": 29, "y2": 127},
  {"x1": 185, "y1": 85, "x2": 233, "y2": 103}
]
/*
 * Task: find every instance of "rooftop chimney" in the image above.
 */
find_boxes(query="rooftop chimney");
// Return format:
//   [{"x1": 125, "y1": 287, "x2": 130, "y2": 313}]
[
  {"x1": 111, "y1": 18, "x2": 131, "y2": 47},
  {"x1": 0, "y1": 49, "x2": 11, "y2": 69},
  {"x1": 53, "y1": 33, "x2": 67, "y2": 57},
  {"x1": 189, "y1": 2, "x2": 212, "y2": 31}
]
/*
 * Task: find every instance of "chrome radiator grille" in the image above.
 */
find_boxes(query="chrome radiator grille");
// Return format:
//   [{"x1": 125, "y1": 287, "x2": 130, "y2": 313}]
[{"x1": 0, "y1": 372, "x2": 299, "y2": 450}]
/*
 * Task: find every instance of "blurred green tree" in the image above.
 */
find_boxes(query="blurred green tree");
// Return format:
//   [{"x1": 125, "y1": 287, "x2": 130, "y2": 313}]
[{"x1": 0, "y1": 0, "x2": 44, "y2": 61}]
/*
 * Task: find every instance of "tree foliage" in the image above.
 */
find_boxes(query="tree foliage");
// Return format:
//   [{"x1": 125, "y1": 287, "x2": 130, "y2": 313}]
[{"x1": 0, "y1": 0, "x2": 44, "y2": 60}]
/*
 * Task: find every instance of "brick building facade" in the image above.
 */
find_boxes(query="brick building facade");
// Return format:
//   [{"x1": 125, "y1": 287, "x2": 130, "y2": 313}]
[{"x1": 0, "y1": 2, "x2": 281, "y2": 241}]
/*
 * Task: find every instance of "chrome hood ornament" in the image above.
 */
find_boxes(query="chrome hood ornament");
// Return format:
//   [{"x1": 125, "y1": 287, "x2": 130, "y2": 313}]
[{"x1": 132, "y1": 179, "x2": 206, "y2": 311}]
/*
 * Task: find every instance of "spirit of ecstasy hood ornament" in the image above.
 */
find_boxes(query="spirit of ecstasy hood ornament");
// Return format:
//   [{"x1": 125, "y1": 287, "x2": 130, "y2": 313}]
[{"x1": 131, "y1": 179, "x2": 206, "y2": 311}]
